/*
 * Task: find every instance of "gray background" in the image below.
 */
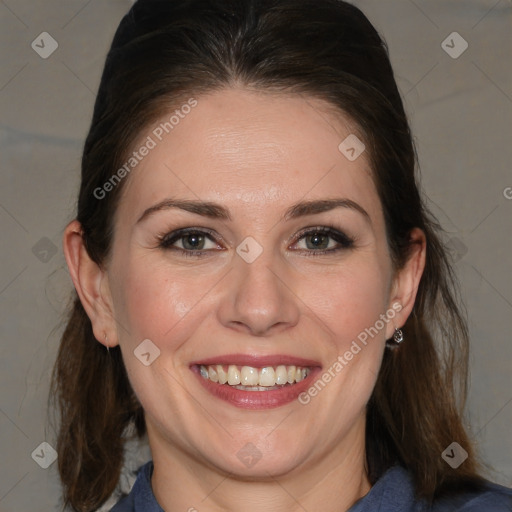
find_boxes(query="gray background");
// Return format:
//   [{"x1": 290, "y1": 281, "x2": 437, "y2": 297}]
[{"x1": 0, "y1": 0, "x2": 511, "y2": 510}]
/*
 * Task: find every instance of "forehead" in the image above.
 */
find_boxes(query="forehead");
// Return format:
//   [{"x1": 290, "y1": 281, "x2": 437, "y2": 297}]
[{"x1": 116, "y1": 87, "x2": 381, "y2": 225}]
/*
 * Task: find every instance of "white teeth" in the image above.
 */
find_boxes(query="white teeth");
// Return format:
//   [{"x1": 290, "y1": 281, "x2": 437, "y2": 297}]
[
  {"x1": 275, "y1": 365, "x2": 288, "y2": 385},
  {"x1": 216, "y1": 364, "x2": 228, "y2": 384},
  {"x1": 208, "y1": 366, "x2": 218, "y2": 383},
  {"x1": 227, "y1": 365, "x2": 241, "y2": 385},
  {"x1": 241, "y1": 366, "x2": 259, "y2": 386},
  {"x1": 258, "y1": 367, "x2": 276, "y2": 386},
  {"x1": 199, "y1": 364, "x2": 312, "y2": 388}
]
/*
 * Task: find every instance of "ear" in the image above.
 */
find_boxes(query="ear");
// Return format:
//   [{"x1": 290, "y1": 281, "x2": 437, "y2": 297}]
[
  {"x1": 62, "y1": 220, "x2": 119, "y2": 348},
  {"x1": 385, "y1": 227, "x2": 426, "y2": 339}
]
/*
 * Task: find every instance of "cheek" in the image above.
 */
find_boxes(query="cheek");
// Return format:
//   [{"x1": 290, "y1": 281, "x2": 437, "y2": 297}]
[
  {"x1": 296, "y1": 257, "x2": 392, "y2": 350},
  {"x1": 295, "y1": 262, "x2": 390, "y2": 413},
  {"x1": 112, "y1": 257, "x2": 205, "y2": 349},
  {"x1": 111, "y1": 259, "x2": 207, "y2": 415}
]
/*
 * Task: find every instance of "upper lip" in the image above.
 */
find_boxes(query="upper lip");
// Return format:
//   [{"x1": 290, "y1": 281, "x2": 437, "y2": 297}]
[{"x1": 190, "y1": 354, "x2": 321, "y2": 368}]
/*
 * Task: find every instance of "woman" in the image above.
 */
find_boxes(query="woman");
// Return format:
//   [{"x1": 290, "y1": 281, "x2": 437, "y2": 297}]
[{"x1": 50, "y1": 0, "x2": 512, "y2": 511}]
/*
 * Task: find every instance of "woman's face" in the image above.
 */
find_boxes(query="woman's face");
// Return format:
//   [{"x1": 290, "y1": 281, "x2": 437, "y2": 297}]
[{"x1": 105, "y1": 88, "x2": 404, "y2": 477}]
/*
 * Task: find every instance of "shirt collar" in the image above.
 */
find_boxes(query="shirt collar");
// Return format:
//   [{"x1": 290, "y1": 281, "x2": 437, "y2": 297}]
[
  {"x1": 347, "y1": 465, "x2": 421, "y2": 512},
  {"x1": 132, "y1": 461, "x2": 164, "y2": 512}
]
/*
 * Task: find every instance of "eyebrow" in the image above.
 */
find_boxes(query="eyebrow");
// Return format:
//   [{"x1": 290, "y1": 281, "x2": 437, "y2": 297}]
[{"x1": 136, "y1": 197, "x2": 371, "y2": 224}]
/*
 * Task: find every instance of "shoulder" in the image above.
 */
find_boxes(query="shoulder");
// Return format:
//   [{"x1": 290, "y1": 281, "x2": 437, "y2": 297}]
[
  {"x1": 109, "y1": 490, "x2": 135, "y2": 512},
  {"x1": 349, "y1": 465, "x2": 512, "y2": 512},
  {"x1": 109, "y1": 461, "x2": 157, "y2": 512},
  {"x1": 432, "y1": 480, "x2": 512, "y2": 511}
]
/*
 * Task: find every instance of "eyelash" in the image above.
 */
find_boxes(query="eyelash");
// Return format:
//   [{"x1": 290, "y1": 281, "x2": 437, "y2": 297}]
[{"x1": 156, "y1": 225, "x2": 355, "y2": 258}]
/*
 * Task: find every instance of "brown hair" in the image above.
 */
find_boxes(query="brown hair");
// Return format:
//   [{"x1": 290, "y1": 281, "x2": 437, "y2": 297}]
[{"x1": 50, "y1": 0, "x2": 485, "y2": 510}]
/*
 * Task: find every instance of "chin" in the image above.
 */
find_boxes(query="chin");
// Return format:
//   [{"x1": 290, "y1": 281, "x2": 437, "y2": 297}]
[{"x1": 199, "y1": 435, "x2": 310, "y2": 480}]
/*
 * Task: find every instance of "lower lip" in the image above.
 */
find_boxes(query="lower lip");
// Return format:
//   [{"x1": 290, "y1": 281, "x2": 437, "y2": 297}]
[{"x1": 191, "y1": 366, "x2": 321, "y2": 410}]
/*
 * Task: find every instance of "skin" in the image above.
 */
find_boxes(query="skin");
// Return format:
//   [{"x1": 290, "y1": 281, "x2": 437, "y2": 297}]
[{"x1": 64, "y1": 88, "x2": 426, "y2": 512}]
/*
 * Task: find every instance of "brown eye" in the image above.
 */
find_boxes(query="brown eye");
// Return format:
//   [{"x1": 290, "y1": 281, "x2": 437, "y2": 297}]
[
  {"x1": 293, "y1": 227, "x2": 354, "y2": 255},
  {"x1": 304, "y1": 232, "x2": 331, "y2": 250},
  {"x1": 159, "y1": 228, "x2": 220, "y2": 255},
  {"x1": 178, "y1": 232, "x2": 206, "y2": 250}
]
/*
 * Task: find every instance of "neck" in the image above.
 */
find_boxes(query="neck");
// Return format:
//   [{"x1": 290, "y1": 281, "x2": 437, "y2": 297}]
[{"x1": 148, "y1": 415, "x2": 371, "y2": 512}]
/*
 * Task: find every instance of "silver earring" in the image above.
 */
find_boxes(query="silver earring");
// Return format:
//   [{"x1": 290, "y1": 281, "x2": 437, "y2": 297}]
[
  {"x1": 105, "y1": 333, "x2": 110, "y2": 352},
  {"x1": 386, "y1": 327, "x2": 404, "y2": 348}
]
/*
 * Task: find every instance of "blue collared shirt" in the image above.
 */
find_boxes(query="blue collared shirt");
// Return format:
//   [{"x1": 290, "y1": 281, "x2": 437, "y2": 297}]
[{"x1": 110, "y1": 460, "x2": 512, "y2": 511}]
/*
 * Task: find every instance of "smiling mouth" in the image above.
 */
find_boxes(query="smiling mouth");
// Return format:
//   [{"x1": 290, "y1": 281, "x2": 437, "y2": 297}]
[{"x1": 197, "y1": 364, "x2": 311, "y2": 390}]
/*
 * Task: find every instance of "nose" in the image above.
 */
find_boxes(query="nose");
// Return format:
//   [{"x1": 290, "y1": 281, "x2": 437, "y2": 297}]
[{"x1": 216, "y1": 245, "x2": 300, "y2": 337}]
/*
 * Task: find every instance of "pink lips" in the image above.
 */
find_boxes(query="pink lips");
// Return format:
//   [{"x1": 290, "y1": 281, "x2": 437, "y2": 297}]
[{"x1": 190, "y1": 353, "x2": 322, "y2": 410}]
